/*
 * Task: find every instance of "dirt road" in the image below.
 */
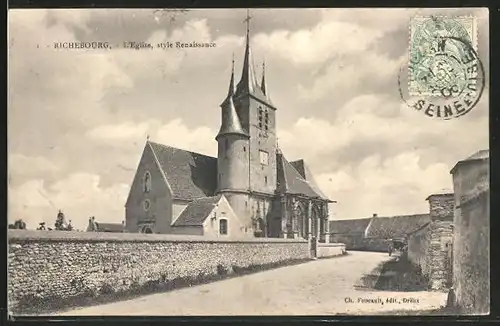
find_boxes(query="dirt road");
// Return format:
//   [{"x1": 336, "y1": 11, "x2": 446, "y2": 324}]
[{"x1": 54, "y1": 251, "x2": 447, "y2": 316}]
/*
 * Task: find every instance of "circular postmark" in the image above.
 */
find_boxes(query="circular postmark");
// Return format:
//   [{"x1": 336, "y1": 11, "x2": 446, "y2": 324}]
[{"x1": 399, "y1": 35, "x2": 485, "y2": 120}]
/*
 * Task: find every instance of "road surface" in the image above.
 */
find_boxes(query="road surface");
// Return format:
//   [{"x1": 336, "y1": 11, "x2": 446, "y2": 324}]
[{"x1": 53, "y1": 251, "x2": 447, "y2": 316}]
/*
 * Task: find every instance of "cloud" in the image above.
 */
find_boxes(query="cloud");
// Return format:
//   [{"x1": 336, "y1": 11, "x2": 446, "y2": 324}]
[
  {"x1": 156, "y1": 119, "x2": 217, "y2": 156},
  {"x1": 279, "y1": 93, "x2": 488, "y2": 167},
  {"x1": 317, "y1": 152, "x2": 453, "y2": 220},
  {"x1": 86, "y1": 118, "x2": 217, "y2": 157},
  {"x1": 87, "y1": 121, "x2": 153, "y2": 141},
  {"x1": 254, "y1": 19, "x2": 382, "y2": 66},
  {"x1": 8, "y1": 173, "x2": 129, "y2": 231}
]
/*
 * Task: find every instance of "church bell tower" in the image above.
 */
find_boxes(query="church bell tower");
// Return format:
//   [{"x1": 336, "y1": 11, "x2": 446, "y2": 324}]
[
  {"x1": 216, "y1": 10, "x2": 278, "y2": 230},
  {"x1": 216, "y1": 56, "x2": 251, "y2": 226}
]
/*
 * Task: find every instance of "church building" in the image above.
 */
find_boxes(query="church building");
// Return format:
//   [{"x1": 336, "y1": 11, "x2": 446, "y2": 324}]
[{"x1": 125, "y1": 18, "x2": 334, "y2": 240}]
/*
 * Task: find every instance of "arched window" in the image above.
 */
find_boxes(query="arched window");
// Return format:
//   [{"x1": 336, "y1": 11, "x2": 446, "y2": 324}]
[{"x1": 143, "y1": 171, "x2": 152, "y2": 193}]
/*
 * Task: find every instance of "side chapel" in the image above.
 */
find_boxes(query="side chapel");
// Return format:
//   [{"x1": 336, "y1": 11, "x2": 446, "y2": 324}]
[{"x1": 125, "y1": 13, "x2": 334, "y2": 240}]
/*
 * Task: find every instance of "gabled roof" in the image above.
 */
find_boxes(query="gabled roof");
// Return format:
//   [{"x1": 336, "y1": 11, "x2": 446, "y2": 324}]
[
  {"x1": 172, "y1": 195, "x2": 221, "y2": 227},
  {"x1": 329, "y1": 218, "x2": 372, "y2": 234},
  {"x1": 290, "y1": 159, "x2": 329, "y2": 199},
  {"x1": 148, "y1": 141, "x2": 217, "y2": 201},
  {"x1": 365, "y1": 214, "x2": 431, "y2": 239},
  {"x1": 95, "y1": 223, "x2": 124, "y2": 232},
  {"x1": 277, "y1": 152, "x2": 332, "y2": 202}
]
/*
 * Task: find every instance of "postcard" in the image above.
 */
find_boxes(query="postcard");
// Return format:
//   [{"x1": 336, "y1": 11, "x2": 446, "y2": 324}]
[{"x1": 7, "y1": 8, "x2": 489, "y2": 317}]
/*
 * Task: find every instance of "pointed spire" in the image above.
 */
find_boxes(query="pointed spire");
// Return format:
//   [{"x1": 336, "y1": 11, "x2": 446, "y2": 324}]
[
  {"x1": 261, "y1": 60, "x2": 267, "y2": 96},
  {"x1": 216, "y1": 96, "x2": 249, "y2": 140},
  {"x1": 227, "y1": 53, "x2": 236, "y2": 97},
  {"x1": 236, "y1": 9, "x2": 258, "y2": 95}
]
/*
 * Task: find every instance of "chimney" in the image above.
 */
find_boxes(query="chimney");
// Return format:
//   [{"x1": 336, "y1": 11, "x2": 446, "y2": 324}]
[{"x1": 373, "y1": 213, "x2": 378, "y2": 217}]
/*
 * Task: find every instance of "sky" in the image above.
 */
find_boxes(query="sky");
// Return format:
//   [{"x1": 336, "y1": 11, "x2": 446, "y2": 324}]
[{"x1": 8, "y1": 8, "x2": 489, "y2": 231}]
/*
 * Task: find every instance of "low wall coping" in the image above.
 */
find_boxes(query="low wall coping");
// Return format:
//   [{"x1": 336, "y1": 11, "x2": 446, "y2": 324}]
[
  {"x1": 8, "y1": 230, "x2": 309, "y2": 244},
  {"x1": 318, "y1": 243, "x2": 345, "y2": 247}
]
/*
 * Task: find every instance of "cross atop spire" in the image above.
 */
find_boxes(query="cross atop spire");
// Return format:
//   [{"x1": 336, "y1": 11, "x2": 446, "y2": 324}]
[
  {"x1": 243, "y1": 9, "x2": 252, "y2": 37},
  {"x1": 236, "y1": 9, "x2": 257, "y2": 95}
]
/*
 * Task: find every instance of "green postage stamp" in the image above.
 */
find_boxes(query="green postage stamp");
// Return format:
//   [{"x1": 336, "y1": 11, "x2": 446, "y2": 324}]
[{"x1": 408, "y1": 16, "x2": 478, "y2": 97}]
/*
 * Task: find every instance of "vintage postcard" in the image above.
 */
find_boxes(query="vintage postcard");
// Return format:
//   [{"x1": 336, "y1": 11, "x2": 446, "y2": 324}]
[{"x1": 7, "y1": 8, "x2": 489, "y2": 317}]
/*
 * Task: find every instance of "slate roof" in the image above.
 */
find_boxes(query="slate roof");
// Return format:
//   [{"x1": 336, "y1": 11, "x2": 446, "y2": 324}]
[
  {"x1": 277, "y1": 152, "x2": 331, "y2": 201},
  {"x1": 329, "y1": 218, "x2": 372, "y2": 234},
  {"x1": 95, "y1": 223, "x2": 124, "y2": 232},
  {"x1": 290, "y1": 159, "x2": 329, "y2": 199},
  {"x1": 172, "y1": 195, "x2": 221, "y2": 227},
  {"x1": 142, "y1": 141, "x2": 330, "y2": 204},
  {"x1": 148, "y1": 142, "x2": 217, "y2": 201},
  {"x1": 365, "y1": 214, "x2": 431, "y2": 239}
]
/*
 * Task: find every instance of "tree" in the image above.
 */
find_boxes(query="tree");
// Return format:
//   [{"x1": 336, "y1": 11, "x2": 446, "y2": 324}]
[
  {"x1": 54, "y1": 210, "x2": 74, "y2": 231},
  {"x1": 9, "y1": 219, "x2": 26, "y2": 230},
  {"x1": 55, "y1": 210, "x2": 67, "y2": 230}
]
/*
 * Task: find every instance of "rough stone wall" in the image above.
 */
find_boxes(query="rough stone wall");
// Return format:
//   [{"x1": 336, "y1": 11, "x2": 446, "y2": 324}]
[
  {"x1": 408, "y1": 221, "x2": 453, "y2": 291},
  {"x1": 8, "y1": 230, "x2": 309, "y2": 314},
  {"x1": 452, "y1": 160, "x2": 489, "y2": 315},
  {"x1": 428, "y1": 194, "x2": 454, "y2": 221},
  {"x1": 428, "y1": 221, "x2": 453, "y2": 290}
]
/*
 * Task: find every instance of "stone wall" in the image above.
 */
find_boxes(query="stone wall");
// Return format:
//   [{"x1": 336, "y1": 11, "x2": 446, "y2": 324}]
[
  {"x1": 8, "y1": 230, "x2": 309, "y2": 314},
  {"x1": 330, "y1": 233, "x2": 388, "y2": 252},
  {"x1": 451, "y1": 157, "x2": 489, "y2": 315},
  {"x1": 407, "y1": 223, "x2": 431, "y2": 277},
  {"x1": 317, "y1": 243, "x2": 346, "y2": 258},
  {"x1": 427, "y1": 193, "x2": 454, "y2": 221},
  {"x1": 408, "y1": 221, "x2": 453, "y2": 291}
]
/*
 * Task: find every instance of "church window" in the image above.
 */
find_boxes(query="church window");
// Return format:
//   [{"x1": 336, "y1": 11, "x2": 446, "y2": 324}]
[
  {"x1": 143, "y1": 171, "x2": 152, "y2": 193},
  {"x1": 219, "y1": 219, "x2": 228, "y2": 235},
  {"x1": 143, "y1": 199, "x2": 151, "y2": 211},
  {"x1": 265, "y1": 176, "x2": 268, "y2": 185},
  {"x1": 259, "y1": 150, "x2": 269, "y2": 165},
  {"x1": 243, "y1": 146, "x2": 246, "y2": 152}
]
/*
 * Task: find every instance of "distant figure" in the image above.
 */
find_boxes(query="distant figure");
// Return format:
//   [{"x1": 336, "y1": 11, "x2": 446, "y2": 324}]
[
  {"x1": 87, "y1": 216, "x2": 98, "y2": 232},
  {"x1": 388, "y1": 241, "x2": 394, "y2": 256}
]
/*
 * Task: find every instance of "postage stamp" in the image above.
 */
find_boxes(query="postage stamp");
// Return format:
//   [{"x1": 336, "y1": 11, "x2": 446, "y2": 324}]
[{"x1": 408, "y1": 16, "x2": 478, "y2": 97}]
